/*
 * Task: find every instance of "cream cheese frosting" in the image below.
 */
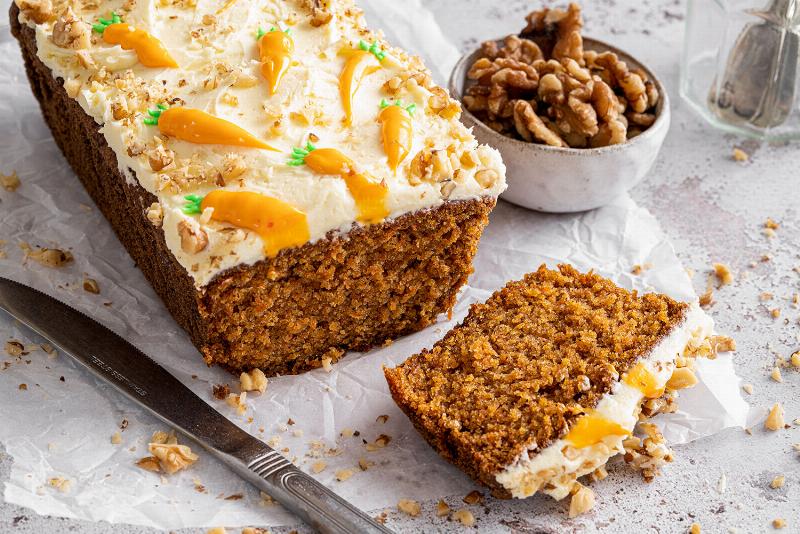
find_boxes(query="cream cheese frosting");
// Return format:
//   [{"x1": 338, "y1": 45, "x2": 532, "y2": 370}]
[
  {"x1": 495, "y1": 302, "x2": 714, "y2": 500},
  {"x1": 20, "y1": 0, "x2": 506, "y2": 287}
]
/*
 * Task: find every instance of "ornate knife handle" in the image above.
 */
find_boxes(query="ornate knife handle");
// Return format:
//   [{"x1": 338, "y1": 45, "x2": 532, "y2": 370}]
[{"x1": 245, "y1": 451, "x2": 392, "y2": 534}]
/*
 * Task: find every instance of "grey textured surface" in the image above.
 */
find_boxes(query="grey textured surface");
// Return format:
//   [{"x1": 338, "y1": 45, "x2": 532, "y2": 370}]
[{"x1": 3, "y1": 0, "x2": 800, "y2": 532}]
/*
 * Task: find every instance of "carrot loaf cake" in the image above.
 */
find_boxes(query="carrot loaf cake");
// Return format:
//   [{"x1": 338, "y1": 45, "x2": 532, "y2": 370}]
[
  {"x1": 11, "y1": 0, "x2": 506, "y2": 375},
  {"x1": 385, "y1": 264, "x2": 717, "y2": 507}
]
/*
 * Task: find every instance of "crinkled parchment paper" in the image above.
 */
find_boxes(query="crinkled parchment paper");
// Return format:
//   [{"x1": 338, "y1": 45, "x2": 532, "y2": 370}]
[{"x1": 0, "y1": 1, "x2": 748, "y2": 529}]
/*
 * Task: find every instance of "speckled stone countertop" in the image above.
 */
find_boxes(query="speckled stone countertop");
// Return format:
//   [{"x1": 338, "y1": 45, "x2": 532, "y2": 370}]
[{"x1": 2, "y1": 0, "x2": 799, "y2": 532}]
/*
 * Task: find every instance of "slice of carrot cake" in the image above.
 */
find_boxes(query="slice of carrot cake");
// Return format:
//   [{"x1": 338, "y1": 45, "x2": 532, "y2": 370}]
[{"x1": 385, "y1": 264, "x2": 715, "y2": 506}]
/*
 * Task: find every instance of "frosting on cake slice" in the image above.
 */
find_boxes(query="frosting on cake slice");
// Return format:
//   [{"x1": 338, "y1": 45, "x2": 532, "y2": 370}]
[{"x1": 20, "y1": 0, "x2": 506, "y2": 287}]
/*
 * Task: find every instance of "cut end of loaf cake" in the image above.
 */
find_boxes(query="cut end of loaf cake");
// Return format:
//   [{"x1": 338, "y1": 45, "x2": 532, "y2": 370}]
[{"x1": 385, "y1": 264, "x2": 714, "y2": 500}]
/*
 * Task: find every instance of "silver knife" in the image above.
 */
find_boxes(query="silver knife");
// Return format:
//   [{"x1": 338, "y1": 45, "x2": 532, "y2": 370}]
[{"x1": 0, "y1": 277, "x2": 392, "y2": 534}]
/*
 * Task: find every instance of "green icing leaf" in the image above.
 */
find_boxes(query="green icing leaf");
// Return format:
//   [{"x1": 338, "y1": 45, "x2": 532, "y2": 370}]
[
  {"x1": 287, "y1": 142, "x2": 316, "y2": 166},
  {"x1": 358, "y1": 40, "x2": 386, "y2": 62},
  {"x1": 93, "y1": 12, "x2": 121, "y2": 34},
  {"x1": 182, "y1": 195, "x2": 204, "y2": 215},
  {"x1": 143, "y1": 103, "x2": 168, "y2": 126}
]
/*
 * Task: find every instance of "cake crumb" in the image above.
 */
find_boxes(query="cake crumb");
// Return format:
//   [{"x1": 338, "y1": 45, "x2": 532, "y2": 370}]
[
  {"x1": 47, "y1": 476, "x2": 72, "y2": 493},
  {"x1": 435, "y1": 499, "x2": 450, "y2": 517},
  {"x1": 397, "y1": 499, "x2": 420, "y2": 517},
  {"x1": 689, "y1": 523, "x2": 702, "y2": 534},
  {"x1": 732, "y1": 148, "x2": 748, "y2": 162},
  {"x1": 335, "y1": 469, "x2": 354, "y2": 481},
  {"x1": 773, "y1": 519, "x2": 786, "y2": 529},
  {"x1": 0, "y1": 170, "x2": 20, "y2": 191},
  {"x1": 462, "y1": 490, "x2": 483, "y2": 505},
  {"x1": 713, "y1": 263, "x2": 734, "y2": 286},
  {"x1": 111, "y1": 431, "x2": 122, "y2": 445},
  {"x1": 239, "y1": 369, "x2": 267, "y2": 394},
  {"x1": 212, "y1": 384, "x2": 230, "y2": 400},
  {"x1": 18, "y1": 383, "x2": 27, "y2": 391},
  {"x1": 83, "y1": 277, "x2": 100, "y2": 294},
  {"x1": 452, "y1": 508, "x2": 476, "y2": 526},
  {"x1": 742, "y1": 384, "x2": 754, "y2": 395},
  {"x1": 311, "y1": 461, "x2": 326, "y2": 474},
  {"x1": 568, "y1": 485, "x2": 595, "y2": 518},
  {"x1": 770, "y1": 475, "x2": 785, "y2": 489},
  {"x1": 765, "y1": 403, "x2": 785, "y2": 431},
  {"x1": 771, "y1": 367, "x2": 783, "y2": 382}
]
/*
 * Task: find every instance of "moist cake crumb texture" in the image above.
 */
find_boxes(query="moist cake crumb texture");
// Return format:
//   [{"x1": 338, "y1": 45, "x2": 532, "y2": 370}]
[{"x1": 385, "y1": 264, "x2": 687, "y2": 493}]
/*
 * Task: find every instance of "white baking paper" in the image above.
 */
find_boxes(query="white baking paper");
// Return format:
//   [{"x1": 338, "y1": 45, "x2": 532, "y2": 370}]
[{"x1": 0, "y1": 1, "x2": 748, "y2": 529}]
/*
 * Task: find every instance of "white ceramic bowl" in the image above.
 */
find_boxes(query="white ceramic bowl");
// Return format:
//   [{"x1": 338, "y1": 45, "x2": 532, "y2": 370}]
[{"x1": 449, "y1": 38, "x2": 670, "y2": 213}]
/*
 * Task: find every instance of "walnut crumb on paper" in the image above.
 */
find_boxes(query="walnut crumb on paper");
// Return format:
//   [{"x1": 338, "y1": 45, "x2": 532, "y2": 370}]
[
  {"x1": 435, "y1": 499, "x2": 450, "y2": 517},
  {"x1": 742, "y1": 384, "x2": 754, "y2": 395},
  {"x1": 765, "y1": 403, "x2": 785, "y2": 431},
  {"x1": 111, "y1": 432, "x2": 122, "y2": 445},
  {"x1": 311, "y1": 460, "x2": 326, "y2": 474},
  {"x1": 770, "y1": 475, "x2": 785, "y2": 489},
  {"x1": 452, "y1": 508, "x2": 476, "y2": 526},
  {"x1": 148, "y1": 442, "x2": 198, "y2": 474},
  {"x1": 335, "y1": 469, "x2": 354, "y2": 481},
  {"x1": 5, "y1": 340, "x2": 25, "y2": 357},
  {"x1": 47, "y1": 476, "x2": 72, "y2": 493},
  {"x1": 463, "y1": 490, "x2": 483, "y2": 505},
  {"x1": 773, "y1": 519, "x2": 787, "y2": 529},
  {"x1": 239, "y1": 369, "x2": 267, "y2": 393},
  {"x1": 206, "y1": 528, "x2": 226, "y2": 534},
  {"x1": 135, "y1": 456, "x2": 163, "y2": 472},
  {"x1": 397, "y1": 499, "x2": 421, "y2": 517},
  {"x1": 713, "y1": 263, "x2": 734, "y2": 286},
  {"x1": 20, "y1": 243, "x2": 73, "y2": 268},
  {"x1": 765, "y1": 218, "x2": 780, "y2": 230},
  {"x1": 83, "y1": 277, "x2": 100, "y2": 294},
  {"x1": 732, "y1": 147, "x2": 749, "y2": 162},
  {"x1": 771, "y1": 367, "x2": 783, "y2": 382},
  {"x1": 0, "y1": 170, "x2": 20, "y2": 191},
  {"x1": 225, "y1": 392, "x2": 247, "y2": 415},
  {"x1": 568, "y1": 485, "x2": 595, "y2": 518},
  {"x1": 689, "y1": 523, "x2": 702, "y2": 534}
]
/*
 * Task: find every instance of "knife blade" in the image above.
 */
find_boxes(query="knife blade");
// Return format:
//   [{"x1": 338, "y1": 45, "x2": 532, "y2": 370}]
[{"x1": 0, "y1": 277, "x2": 392, "y2": 534}]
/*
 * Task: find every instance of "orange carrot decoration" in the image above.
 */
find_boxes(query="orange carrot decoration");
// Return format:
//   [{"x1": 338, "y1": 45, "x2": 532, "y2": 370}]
[
  {"x1": 288, "y1": 143, "x2": 389, "y2": 223},
  {"x1": 257, "y1": 26, "x2": 294, "y2": 95},
  {"x1": 183, "y1": 191, "x2": 309, "y2": 257},
  {"x1": 378, "y1": 99, "x2": 415, "y2": 172},
  {"x1": 339, "y1": 41, "x2": 385, "y2": 125},
  {"x1": 93, "y1": 13, "x2": 178, "y2": 69},
  {"x1": 144, "y1": 106, "x2": 278, "y2": 151}
]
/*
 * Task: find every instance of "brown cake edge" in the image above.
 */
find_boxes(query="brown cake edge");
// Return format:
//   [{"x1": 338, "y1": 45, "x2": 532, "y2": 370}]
[{"x1": 12, "y1": 5, "x2": 496, "y2": 375}]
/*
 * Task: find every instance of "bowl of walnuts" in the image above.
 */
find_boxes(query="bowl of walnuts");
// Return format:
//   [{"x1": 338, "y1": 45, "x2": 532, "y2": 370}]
[{"x1": 449, "y1": 3, "x2": 669, "y2": 213}]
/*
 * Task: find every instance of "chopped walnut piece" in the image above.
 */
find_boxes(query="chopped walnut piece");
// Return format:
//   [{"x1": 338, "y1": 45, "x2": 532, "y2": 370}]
[
  {"x1": 771, "y1": 367, "x2": 783, "y2": 383},
  {"x1": 64, "y1": 79, "x2": 82, "y2": 98},
  {"x1": 136, "y1": 456, "x2": 161, "y2": 472},
  {"x1": 149, "y1": 442, "x2": 198, "y2": 474},
  {"x1": 20, "y1": 243, "x2": 74, "y2": 268},
  {"x1": 147, "y1": 145, "x2": 174, "y2": 172},
  {"x1": 791, "y1": 351, "x2": 800, "y2": 368},
  {"x1": 513, "y1": 100, "x2": 565, "y2": 147},
  {"x1": 742, "y1": 383, "x2": 754, "y2": 395},
  {"x1": 462, "y1": 490, "x2": 483, "y2": 505},
  {"x1": 666, "y1": 367, "x2": 698, "y2": 390},
  {"x1": 47, "y1": 476, "x2": 72, "y2": 493},
  {"x1": 177, "y1": 220, "x2": 208, "y2": 254},
  {"x1": 239, "y1": 368, "x2": 268, "y2": 394},
  {"x1": 308, "y1": 0, "x2": 332, "y2": 26},
  {"x1": 83, "y1": 277, "x2": 100, "y2": 294},
  {"x1": 765, "y1": 403, "x2": 785, "y2": 431},
  {"x1": 0, "y1": 170, "x2": 20, "y2": 192},
  {"x1": 15, "y1": 0, "x2": 53, "y2": 23},
  {"x1": 397, "y1": 499, "x2": 421, "y2": 517},
  {"x1": 52, "y1": 9, "x2": 90, "y2": 50},
  {"x1": 770, "y1": 475, "x2": 785, "y2": 489},
  {"x1": 435, "y1": 499, "x2": 450, "y2": 517},
  {"x1": 335, "y1": 469, "x2": 354, "y2": 481},
  {"x1": 712, "y1": 263, "x2": 734, "y2": 286},
  {"x1": 699, "y1": 286, "x2": 714, "y2": 308},
  {"x1": 568, "y1": 485, "x2": 595, "y2": 518},
  {"x1": 225, "y1": 392, "x2": 247, "y2": 415},
  {"x1": 453, "y1": 508, "x2": 476, "y2": 526},
  {"x1": 731, "y1": 147, "x2": 749, "y2": 162},
  {"x1": 146, "y1": 202, "x2": 163, "y2": 227},
  {"x1": 5, "y1": 340, "x2": 25, "y2": 357}
]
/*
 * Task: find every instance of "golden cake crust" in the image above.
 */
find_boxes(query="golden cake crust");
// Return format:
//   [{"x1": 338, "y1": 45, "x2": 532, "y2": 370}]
[{"x1": 385, "y1": 264, "x2": 687, "y2": 495}]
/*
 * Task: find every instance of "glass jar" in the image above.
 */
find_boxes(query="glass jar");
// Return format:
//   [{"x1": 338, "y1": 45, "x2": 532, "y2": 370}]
[{"x1": 681, "y1": 0, "x2": 800, "y2": 140}]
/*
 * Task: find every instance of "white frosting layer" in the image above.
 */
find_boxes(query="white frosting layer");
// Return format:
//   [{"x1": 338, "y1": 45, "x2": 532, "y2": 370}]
[
  {"x1": 22, "y1": 0, "x2": 506, "y2": 287},
  {"x1": 494, "y1": 302, "x2": 714, "y2": 500}
]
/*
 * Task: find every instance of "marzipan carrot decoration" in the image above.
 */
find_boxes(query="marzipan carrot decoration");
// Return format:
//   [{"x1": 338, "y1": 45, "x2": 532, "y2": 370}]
[
  {"x1": 93, "y1": 13, "x2": 178, "y2": 69},
  {"x1": 257, "y1": 26, "x2": 294, "y2": 95},
  {"x1": 183, "y1": 191, "x2": 309, "y2": 257},
  {"x1": 378, "y1": 98, "x2": 416, "y2": 172},
  {"x1": 339, "y1": 40, "x2": 385, "y2": 125},
  {"x1": 288, "y1": 143, "x2": 389, "y2": 223},
  {"x1": 144, "y1": 105, "x2": 279, "y2": 151}
]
